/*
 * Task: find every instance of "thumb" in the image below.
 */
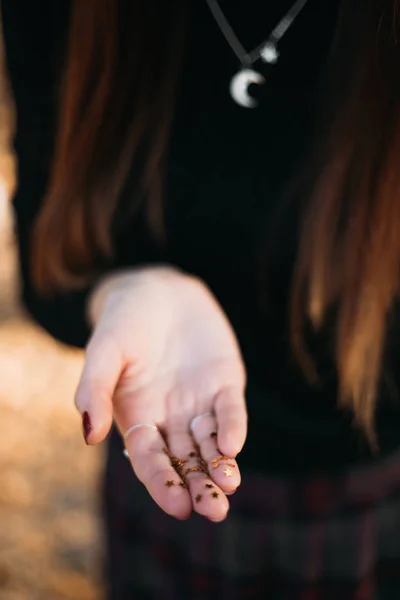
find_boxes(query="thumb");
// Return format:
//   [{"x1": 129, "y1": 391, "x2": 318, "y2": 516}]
[{"x1": 75, "y1": 333, "x2": 124, "y2": 445}]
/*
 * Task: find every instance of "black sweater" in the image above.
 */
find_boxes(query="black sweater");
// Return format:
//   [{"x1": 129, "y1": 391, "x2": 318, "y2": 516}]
[{"x1": 3, "y1": 0, "x2": 400, "y2": 474}]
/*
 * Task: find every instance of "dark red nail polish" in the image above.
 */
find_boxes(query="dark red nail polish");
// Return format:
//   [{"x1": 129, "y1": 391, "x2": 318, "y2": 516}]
[{"x1": 82, "y1": 411, "x2": 93, "y2": 445}]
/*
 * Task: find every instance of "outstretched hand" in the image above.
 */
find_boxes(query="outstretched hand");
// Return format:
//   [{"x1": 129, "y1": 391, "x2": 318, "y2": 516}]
[{"x1": 75, "y1": 267, "x2": 247, "y2": 522}]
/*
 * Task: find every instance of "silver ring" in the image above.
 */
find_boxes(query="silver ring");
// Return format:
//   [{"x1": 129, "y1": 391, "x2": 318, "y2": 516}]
[
  {"x1": 189, "y1": 412, "x2": 213, "y2": 433},
  {"x1": 123, "y1": 423, "x2": 158, "y2": 441}
]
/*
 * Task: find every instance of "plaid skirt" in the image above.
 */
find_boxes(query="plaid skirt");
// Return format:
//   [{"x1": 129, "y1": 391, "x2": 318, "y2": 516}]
[{"x1": 102, "y1": 428, "x2": 400, "y2": 600}]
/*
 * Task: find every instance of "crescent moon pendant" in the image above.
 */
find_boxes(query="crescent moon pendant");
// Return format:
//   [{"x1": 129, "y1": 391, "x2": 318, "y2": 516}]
[{"x1": 229, "y1": 68, "x2": 265, "y2": 109}]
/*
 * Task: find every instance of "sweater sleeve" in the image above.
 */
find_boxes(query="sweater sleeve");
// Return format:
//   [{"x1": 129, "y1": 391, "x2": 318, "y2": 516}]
[
  {"x1": 13, "y1": 156, "x2": 92, "y2": 349},
  {"x1": 2, "y1": 0, "x2": 93, "y2": 349}
]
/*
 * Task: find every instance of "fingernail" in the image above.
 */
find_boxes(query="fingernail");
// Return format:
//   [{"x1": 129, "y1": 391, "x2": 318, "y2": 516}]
[
  {"x1": 226, "y1": 489, "x2": 237, "y2": 496},
  {"x1": 82, "y1": 411, "x2": 93, "y2": 445}
]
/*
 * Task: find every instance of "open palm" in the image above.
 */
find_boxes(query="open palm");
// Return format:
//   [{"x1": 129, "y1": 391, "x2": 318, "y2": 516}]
[{"x1": 75, "y1": 267, "x2": 247, "y2": 522}]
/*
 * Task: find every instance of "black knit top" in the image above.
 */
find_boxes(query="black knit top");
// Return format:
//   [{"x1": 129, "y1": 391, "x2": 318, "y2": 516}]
[{"x1": 4, "y1": 0, "x2": 400, "y2": 474}]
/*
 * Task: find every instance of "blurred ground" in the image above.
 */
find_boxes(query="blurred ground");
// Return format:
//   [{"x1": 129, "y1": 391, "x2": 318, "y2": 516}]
[
  {"x1": 0, "y1": 32, "x2": 104, "y2": 600},
  {"x1": 0, "y1": 213, "x2": 104, "y2": 600}
]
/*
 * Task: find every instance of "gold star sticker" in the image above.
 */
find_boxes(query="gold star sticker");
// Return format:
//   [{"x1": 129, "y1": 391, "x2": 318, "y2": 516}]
[
  {"x1": 223, "y1": 468, "x2": 233, "y2": 478},
  {"x1": 165, "y1": 480, "x2": 175, "y2": 487}
]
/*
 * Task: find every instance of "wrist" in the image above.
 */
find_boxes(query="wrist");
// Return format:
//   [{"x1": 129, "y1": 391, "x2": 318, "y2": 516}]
[{"x1": 86, "y1": 264, "x2": 186, "y2": 327}]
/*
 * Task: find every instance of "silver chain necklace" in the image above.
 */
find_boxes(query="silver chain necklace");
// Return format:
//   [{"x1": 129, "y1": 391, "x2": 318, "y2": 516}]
[{"x1": 205, "y1": 0, "x2": 310, "y2": 108}]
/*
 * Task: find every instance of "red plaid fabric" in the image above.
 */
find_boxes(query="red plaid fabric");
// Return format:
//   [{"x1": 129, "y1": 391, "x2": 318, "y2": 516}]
[{"x1": 102, "y1": 428, "x2": 400, "y2": 600}]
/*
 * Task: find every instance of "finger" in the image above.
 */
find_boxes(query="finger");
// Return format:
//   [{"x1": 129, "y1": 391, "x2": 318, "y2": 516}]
[
  {"x1": 75, "y1": 334, "x2": 123, "y2": 445},
  {"x1": 167, "y1": 424, "x2": 230, "y2": 523},
  {"x1": 214, "y1": 386, "x2": 247, "y2": 457},
  {"x1": 190, "y1": 412, "x2": 240, "y2": 494},
  {"x1": 124, "y1": 425, "x2": 192, "y2": 520}
]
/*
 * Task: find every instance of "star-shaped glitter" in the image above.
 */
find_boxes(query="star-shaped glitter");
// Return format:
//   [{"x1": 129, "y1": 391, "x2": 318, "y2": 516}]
[
  {"x1": 211, "y1": 491, "x2": 219, "y2": 499},
  {"x1": 223, "y1": 468, "x2": 233, "y2": 478},
  {"x1": 195, "y1": 494, "x2": 202, "y2": 503},
  {"x1": 205, "y1": 483, "x2": 213, "y2": 489},
  {"x1": 165, "y1": 480, "x2": 175, "y2": 487},
  {"x1": 210, "y1": 431, "x2": 217, "y2": 438}
]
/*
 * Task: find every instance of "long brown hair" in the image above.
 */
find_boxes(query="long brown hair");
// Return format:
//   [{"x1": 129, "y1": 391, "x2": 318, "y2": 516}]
[{"x1": 32, "y1": 0, "x2": 400, "y2": 439}]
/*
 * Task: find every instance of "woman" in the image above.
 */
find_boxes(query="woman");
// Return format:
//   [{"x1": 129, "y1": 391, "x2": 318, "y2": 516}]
[{"x1": 3, "y1": 0, "x2": 400, "y2": 597}]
